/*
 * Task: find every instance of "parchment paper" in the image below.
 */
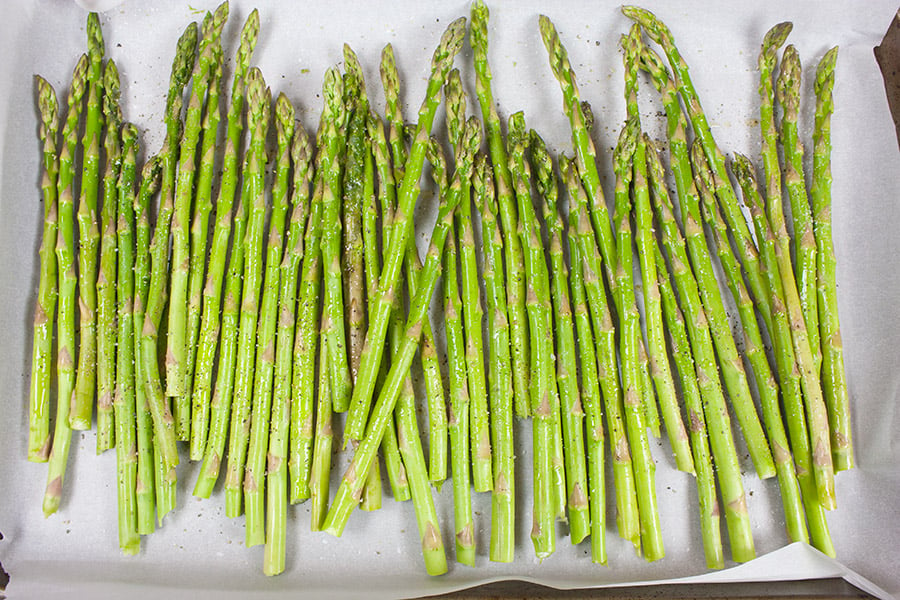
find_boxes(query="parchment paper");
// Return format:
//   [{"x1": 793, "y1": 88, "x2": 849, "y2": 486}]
[{"x1": 1, "y1": 1, "x2": 898, "y2": 598}]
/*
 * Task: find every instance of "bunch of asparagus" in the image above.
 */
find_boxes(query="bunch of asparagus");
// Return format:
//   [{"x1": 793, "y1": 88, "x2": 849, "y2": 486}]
[{"x1": 27, "y1": 1, "x2": 852, "y2": 576}]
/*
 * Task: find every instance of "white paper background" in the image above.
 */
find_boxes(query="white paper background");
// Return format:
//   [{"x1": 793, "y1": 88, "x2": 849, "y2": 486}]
[{"x1": 1, "y1": 1, "x2": 898, "y2": 598}]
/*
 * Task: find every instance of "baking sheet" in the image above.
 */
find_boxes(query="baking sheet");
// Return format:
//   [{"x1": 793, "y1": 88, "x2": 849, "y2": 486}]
[{"x1": 1, "y1": 1, "x2": 898, "y2": 598}]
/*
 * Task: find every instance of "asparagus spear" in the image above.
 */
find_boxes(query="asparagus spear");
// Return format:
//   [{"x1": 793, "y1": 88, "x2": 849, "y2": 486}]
[
  {"x1": 429, "y1": 136, "x2": 475, "y2": 566},
  {"x1": 375, "y1": 54, "x2": 419, "y2": 500},
  {"x1": 289, "y1": 172, "x2": 324, "y2": 503},
  {"x1": 610, "y1": 117, "x2": 663, "y2": 561},
  {"x1": 263, "y1": 120, "x2": 313, "y2": 576},
  {"x1": 29, "y1": 76, "x2": 59, "y2": 463},
  {"x1": 225, "y1": 68, "x2": 271, "y2": 518},
  {"x1": 777, "y1": 44, "x2": 821, "y2": 372},
  {"x1": 731, "y1": 153, "x2": 835, "y2": 557},
  {"x1": 470, "y1": 3, "x2": 531, "y2": 419},
  {"x1": 308, "y1": 329, "x2": 333, "y2": 532},
  {"x1": 650, "y1": 148, "x2": 755, "y2": 564},
  {"x1": 655, "y1": 245, "x2": 724, "y2": 569},
  {"x1": 343, "y1": 45, "x2": 369, "y2": 381},
  {"x1": 43, "y1": 55, "x2": 88, "y2": 517},
  {"x1": 445, "y1": 74, "x2": 492, "y2": 493},
  {"x1": 560, "y1": 173, "x2": 607, "y2": 563},
  {"x1": 811, "y1": 47, "x2": 853, "y2": 472},
  {"x1": 185, "y1": 33, "x2": 227, "y2": 459},
  {"x1": 622, "y1": 6, "x2": 773, "y2": 335},
  {"x1": 71, "y1": 13, "x2": 105, "y2": 431},
  {"x1": 474, "y1": 154, "x2": 516, "y2": 563},
  {"x1": 192, "y1": 9, "x2": 260, "y2": 497},
  {"x1": 134, "y1": 156, "x2": 162, "y2": 534},
  {"x1": 167, "y1": 6, "x2": 228, "y2": 428},
  {"x1": 244, "y1": 93, "x2": 293, "y2": 546},
  {"x1": 113, "y1": 123, "x2": 140, "y2": 555},
  {"x1": 692, "y1": 144, "x2": 807, "y2": 545},
  {"x1": 622, "y1": 27, "x2": 692, "y2": 468},
  {"x1": 507, "y1": 114, "x2": 561, "y2": 556},
  {"x1": 539, "y1": 16, "x2": 657, "y2": 443},
  {"x1": 141, "y1": 21, "x2": 198, "y2": 474},
  {"x1": 732, "y1": 154, "x2": 836, "y2": 511},
  {"x1": 322, "y1": 193, "x2": 460, "y2": 578},
  {"x1": 318, "y1": 69, "x2": 352, "y2": 415},
  {"x1": 343, "y1": 17, "x2": 466, "y2": 445},
  {"x1": 559, "y1": 154, "x2": 639, "y2": 548},
  {"x1": 530, "y1": 130, "x2": 591, "y2": 545},
  {"x1": 96, "y1": 59, "x2": 122, "y2": 454}
]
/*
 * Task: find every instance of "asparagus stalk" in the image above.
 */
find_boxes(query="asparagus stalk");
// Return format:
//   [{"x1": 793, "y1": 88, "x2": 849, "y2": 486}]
[
  {"x1": 654, "y1": 245, "x2": 724, "y2": 569},
  {"x1": 308, "y1": 329, "x2": 333, "y2": 532},
  {"x1": 559, "y1": 154, "x2": 639, "y2": 547},
  {"x1": 192, "y1": 9, "x2": 260, "y2": 484},
  {"x1": 322, "y1": 194, "x2": 460, "y2": 578},
  {"x1": 432, "y1": 139, "x2": 475, "y2": 567},
  {"x1": 474, "y1": 154, "x2": 516, "y2": 563},
  {"x1": 610, "y1": 117, "x2": 663, "y2": 561},
  {"x1": 692, "y1": 144, "x2": 807, "y2": 544},
  {"x1": 730, "y1": 153, "x2": 835, "y2": 556},
  {"x1": 245, "y1": 93, "x2": 293, "y2": 546},
  {"x1": 225, "y1": 68, "x2": 271, "y2": 518},
  {"x1": 530, "y1": 130, "x2": 591, "y2": 545},
  {"x1": 811, "y1": 47, "x2": 853, "y2": 472},
  {"x1": 622, "y1": 28, "x2": 690, "y2": 462},
  {"x1": 289, "y1": 172, "x2": 324, "y2": 503},
  {"x1": 264, "y1": 120, "x2": 313, "y2": 575},
  {"x1": 375, "y1": 54, "x2": 418, "y2": 501},
  {"x1": 96, "y1": 59, "x2": 122, "y2": 454},
  {"x1": 560, "y1": 172, "x2": 607, "y2": 563},
  {"x1": 113, "y1": 123, "x2": 140, "y2": 555},
  {"x1": 167, "y1": 6, "x2": 228, "y2": 428},
  {"x1": 343, "y1": 17, "x2": 466, "y2": 445},
  {"x1": 362, "y1": 123, "x2": 402, "y2": 508},
  {"x1": 507, "y1": 114, "x2": 560, "y2": 556},
  {"x1": 622, "y1": 6, "x2": 773, "y2": 335},
  {"x1": 140, "y1": 21, "x2": 198, "y2": 473},
  {"x1": 539, "y1": 16, "x2": 657, "y2": 444},
  {"x1": 343, "y1": 45, "x2": 369, "y2": 382},
  {"x1": 43, "y1": 55, "x2": 88, "y2": 517},
  {"x1": 732, "y1": 154, "x2": 836, "y2": 511},
  {"x1": 470, "y1": 1, "x2": 530, "y2": 418},
  {"x1": 134, "y1": 156, "x2": 162, "y2": 534},
  {"x1": 777, "y1": 44, "x2": 821, "y2": 372},
  {"x1": 71, "y1": 13, "x2": 105, "y2": 431},
  {"x1": 185, "y1": 35, "x2": 227, "y2": 460},
  {"x1": 445, "y1": 71, "x2": 493, "y2": 494},
  {"x1": 650, "y1": 148, "x2": 755, "y2": 564},
  {"x1": 318, "y1": 69, "x2": 352, "y2": 415},
  {"x1": 29, "y1": 76, "x2": 59, "y2": 463}
]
